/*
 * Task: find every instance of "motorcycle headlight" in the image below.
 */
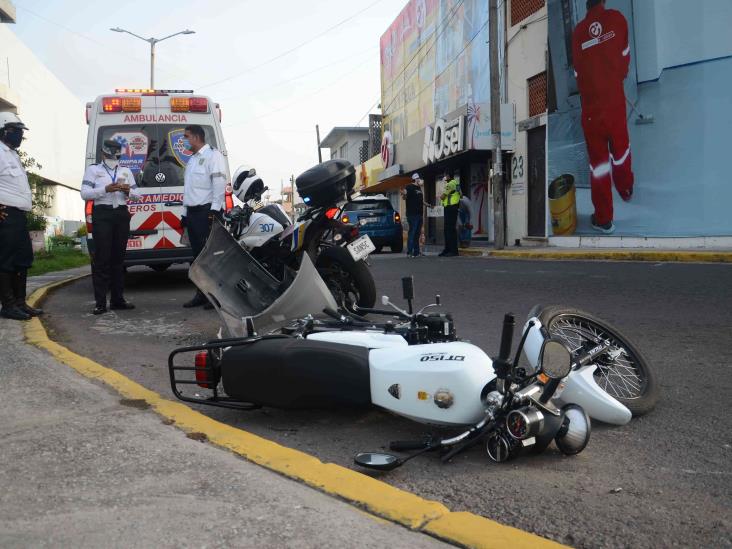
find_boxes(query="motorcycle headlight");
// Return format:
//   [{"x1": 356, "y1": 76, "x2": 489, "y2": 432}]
[
  {"x1": 506, "y1": 406, "x2": 544, "y2": 440},
  {"x1": 555, "y1": 404, "x2": 591, "y2": 455}
]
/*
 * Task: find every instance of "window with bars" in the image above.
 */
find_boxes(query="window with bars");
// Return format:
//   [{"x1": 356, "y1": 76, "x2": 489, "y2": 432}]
[
  {"x1": 511, "y1": 0, "x2": 545, "y2": 27},
  {"x1": 527, "y1": 71, "x2": 547, "y2": 117}
]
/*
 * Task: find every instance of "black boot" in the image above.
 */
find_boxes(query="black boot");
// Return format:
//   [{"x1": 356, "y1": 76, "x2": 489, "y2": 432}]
[
  {"x1": 183, "y1": 290, "x2": 208, "y2": 308},
  {"x1": 13, "y1": 270, "x2": 43, "y2": 316},
  {"x1": 0, "y1": 272, "x2": 31, "y2": 321}
]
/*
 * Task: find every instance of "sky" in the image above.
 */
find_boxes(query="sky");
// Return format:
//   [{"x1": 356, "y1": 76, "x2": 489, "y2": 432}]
[{"x1": 8, "y1": 0, "x2": 408, "y2": 192}]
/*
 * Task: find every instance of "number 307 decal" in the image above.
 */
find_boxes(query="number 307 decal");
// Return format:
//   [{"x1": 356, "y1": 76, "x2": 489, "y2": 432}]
[{"x1": 259, "y1": 223, "x2": 275, "y2": 233}]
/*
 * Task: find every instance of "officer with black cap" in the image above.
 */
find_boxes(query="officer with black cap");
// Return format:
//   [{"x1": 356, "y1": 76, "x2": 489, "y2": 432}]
[
  {"x1": 80, "y1": 139, "x2": 141, "y2": 314},
  {"x1": 0, "y1": 111, "x2": 43, "y2": 321}
]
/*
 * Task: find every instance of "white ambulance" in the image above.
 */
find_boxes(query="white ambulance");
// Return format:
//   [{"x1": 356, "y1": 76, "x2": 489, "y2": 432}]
[{"x1": 84, "y1": 89, "x2": 233, "y2": 271}]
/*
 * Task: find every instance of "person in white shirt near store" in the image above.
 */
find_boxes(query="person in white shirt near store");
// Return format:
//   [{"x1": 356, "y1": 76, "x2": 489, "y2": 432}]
[
  {"x1": 181, "y1": 124, "x2": 227, "y2": 309},
  {"x1": 81, "y1": 139, "x2": 141, "y2": 315},
  {"x1": 0, "y1": 111, "x2": 43, "y2": 321}
]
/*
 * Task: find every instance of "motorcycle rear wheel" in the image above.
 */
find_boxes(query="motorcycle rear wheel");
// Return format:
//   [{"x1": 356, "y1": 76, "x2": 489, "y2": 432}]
[
  {"x1": 315, "y1": 246, "x2": 376, "y2": 313},
  {"x1": 537, "y1": 306, "x2": 659, "y2": 417}
]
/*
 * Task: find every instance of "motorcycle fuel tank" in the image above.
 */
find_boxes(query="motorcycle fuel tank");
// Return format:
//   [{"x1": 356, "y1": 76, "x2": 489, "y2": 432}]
[{"x1": 369, "y1": 342, "x2": 494, "y2": 426}]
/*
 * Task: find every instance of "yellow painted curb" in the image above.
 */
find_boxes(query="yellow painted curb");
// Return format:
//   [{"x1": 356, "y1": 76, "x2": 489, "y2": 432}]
[
  {"x1": 490, "y1": 250, "x2": 732, "y2": 263},
  {"x1": 25, "y1": 276, "x2": 569, "y2": 549}
]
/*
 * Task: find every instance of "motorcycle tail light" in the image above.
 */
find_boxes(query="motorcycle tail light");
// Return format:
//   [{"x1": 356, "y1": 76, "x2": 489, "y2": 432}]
[
  {"x1": 85, "y1": 200, "x2": 94, "y2": 233},
  {"x1": 325, "y1": 207, "x2": 339, "y2": 219},
  {"x1": 194, "y1": 351, "x2": 212, "y2": 389},
  {"x1": 224, "y1": 184, "x2": 234, "y2": 211},
  {"x1": 350, "y1": 226, "x2": 360, "y2": 239}
]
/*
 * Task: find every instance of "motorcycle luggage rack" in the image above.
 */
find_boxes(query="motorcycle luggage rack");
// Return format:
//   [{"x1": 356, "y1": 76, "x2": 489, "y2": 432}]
[{"x1": 168, "y1": 335, "x2": 291, "y2": 411}]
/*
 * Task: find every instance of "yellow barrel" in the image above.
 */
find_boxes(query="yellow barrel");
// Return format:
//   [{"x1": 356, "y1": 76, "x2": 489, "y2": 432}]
[{"x1": 548, "y1": 174, "x2": 577, "y2": 236}]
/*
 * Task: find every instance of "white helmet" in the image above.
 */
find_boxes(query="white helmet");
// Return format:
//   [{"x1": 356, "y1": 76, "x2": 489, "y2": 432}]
[
  {"x1": 232, "y1": 165, "x2": 265, "y2": 202},
  {"x1": 0, "y1": 111, "x2": 29, "y2": 131}
]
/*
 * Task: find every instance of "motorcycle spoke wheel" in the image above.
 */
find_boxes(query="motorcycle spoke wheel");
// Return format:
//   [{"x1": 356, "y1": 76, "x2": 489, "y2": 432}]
[
  {"x1": 536, "y1": 306, "x2": 659, "y2": 416},
  {"x1": 549, "y1": 316, "x2": 644, "y2": 401}
]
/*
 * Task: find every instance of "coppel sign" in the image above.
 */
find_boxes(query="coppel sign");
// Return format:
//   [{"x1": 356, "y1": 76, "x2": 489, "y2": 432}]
[{"x1": 422, "y1": 116, "x2": 465, "y2": 165}]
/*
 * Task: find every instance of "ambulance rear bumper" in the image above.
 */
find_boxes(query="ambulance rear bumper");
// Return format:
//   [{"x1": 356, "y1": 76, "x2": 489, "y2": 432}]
[{"x1": 87, "y1": 238, "x2": 194, "y2": 266}]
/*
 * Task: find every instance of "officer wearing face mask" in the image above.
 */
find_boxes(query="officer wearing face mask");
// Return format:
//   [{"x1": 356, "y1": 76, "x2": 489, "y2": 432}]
[
  {"x1": 0, "y1": 111, "x2": 43, "y2": 321},
  {"x1": 80, "y1": 139, "x2": 141, "y2": 315}
]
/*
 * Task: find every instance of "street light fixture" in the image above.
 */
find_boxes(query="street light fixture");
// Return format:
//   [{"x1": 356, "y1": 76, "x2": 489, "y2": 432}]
[{"x1": 110, "y1": 27, "x2": 195, "y2": 88}]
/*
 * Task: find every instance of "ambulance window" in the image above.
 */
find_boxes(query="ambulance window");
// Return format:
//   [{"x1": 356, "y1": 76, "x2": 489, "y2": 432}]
[{"x1": 96, "y1": 125, "x2": 219, "y2": 188}]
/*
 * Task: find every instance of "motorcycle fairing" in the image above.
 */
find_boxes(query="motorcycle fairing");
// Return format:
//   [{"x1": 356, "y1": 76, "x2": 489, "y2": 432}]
[
  {"x1": 189, "y1": 220, "x2": 337, "y2": 338},
  {"x1": 556, "y1": 365, "x2": 632, "y2": 425},
  {"x1": 290, "y1": 219, "x2": 312, "y2": 252}
]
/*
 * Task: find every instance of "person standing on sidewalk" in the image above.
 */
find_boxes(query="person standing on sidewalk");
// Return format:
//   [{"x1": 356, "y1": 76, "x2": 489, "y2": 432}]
[
  {"x1": 0, "y1": 112, "x2": 43, "y2": 321},
  {"x1": 81, "y1": 139, "x2": 141, "y2": 315},
  {"x1": 181, "y1": 125, "x2": 227, "y2": 309},
  {"x1": 402, "y1": 173, "x2": 425, "y2": 257},
  {"x1": 458, "y1": 194, "x2": 473, "y2": 248},
  {"x1": 439, "y1": 171, "x2": 460, "y2": 257},
  {"x1": 572, "y1": 0, "x2": 634, "y2": 234}
]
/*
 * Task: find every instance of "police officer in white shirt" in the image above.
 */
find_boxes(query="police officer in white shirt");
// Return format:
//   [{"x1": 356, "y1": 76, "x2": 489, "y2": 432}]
[
  {"x1": 81, "y1": 139, "x2": 141, "y2": 315},
  {"x1": 181, "y1": 124, "x2": 227, "y2": 308},
  {"x1": 0, "y1": 112, "x2": 42, "y2": 321}
]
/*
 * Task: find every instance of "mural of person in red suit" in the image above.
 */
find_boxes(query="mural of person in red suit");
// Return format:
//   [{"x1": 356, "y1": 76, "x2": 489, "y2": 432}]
[{"x1": 572, "y1": 0, "x2": 634, "y2": 234}]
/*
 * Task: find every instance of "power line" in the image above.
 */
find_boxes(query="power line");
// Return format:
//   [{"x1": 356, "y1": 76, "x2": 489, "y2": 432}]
[
  {"x1": 353, "y1": 99, "x2": 380, "y2": 127},
  {"x1": 222, "y1": 61, "x2": 373, "y2": 129},
  {"x1": 215, "y1": 45, "x2": 378, "y2": 103},
  {"x1": 197, "y1": 0, "x2": 386, "y2": 91},
  {"x1": 15, "y1": 4, "x2": 182, "y2": 78}
]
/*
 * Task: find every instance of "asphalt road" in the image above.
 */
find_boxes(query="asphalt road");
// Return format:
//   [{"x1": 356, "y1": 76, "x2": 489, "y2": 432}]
[{"x1": 42, "y1": 255, "x2": 732, "y2": 548}]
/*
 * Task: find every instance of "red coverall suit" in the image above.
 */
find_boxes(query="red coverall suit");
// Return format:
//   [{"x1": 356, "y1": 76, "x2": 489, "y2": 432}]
[{"x1": 572, "y1": 4, "x2": 634, "y2": 226}]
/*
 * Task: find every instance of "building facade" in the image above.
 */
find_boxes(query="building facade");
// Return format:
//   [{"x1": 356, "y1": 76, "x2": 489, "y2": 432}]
[
  {"x1": 319, "y1": 127, "x2": 371, "y2": 169},
  {"x1": 1, "y1": 20, "x2": 87, "y2": 229}
]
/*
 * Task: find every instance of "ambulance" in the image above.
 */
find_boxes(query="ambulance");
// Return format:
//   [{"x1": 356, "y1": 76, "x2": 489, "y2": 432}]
[{"x1": 84, "y1": 89, "x2": 233, "y2": 271}]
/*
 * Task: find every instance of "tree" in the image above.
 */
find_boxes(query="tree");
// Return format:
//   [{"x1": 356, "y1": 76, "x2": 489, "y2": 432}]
[{"x1": 17, "y1": 150, "x2": 52, "y2": 231}]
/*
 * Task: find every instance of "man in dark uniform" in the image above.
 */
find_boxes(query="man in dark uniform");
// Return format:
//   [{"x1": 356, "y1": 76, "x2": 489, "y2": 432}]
[
  {"x1": 0, "y1": 111, "x2": 42, "y2": 321},
  {"x1": 81, "y1": 139, "x2": 141, "y2": 314},
  {"x1": 402, "y1": 173, "x2": 425, "y2": 257}
]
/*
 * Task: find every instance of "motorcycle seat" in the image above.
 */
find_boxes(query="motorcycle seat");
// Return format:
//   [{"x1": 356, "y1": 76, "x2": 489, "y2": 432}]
[{"x1": 220, "y1": 338, "x2": 371, "y2": 408}]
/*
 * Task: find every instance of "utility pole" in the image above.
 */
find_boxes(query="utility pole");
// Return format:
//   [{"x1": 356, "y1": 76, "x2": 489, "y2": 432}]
[
  {"x1": 489, "y1": 0, "x2": 505, "y2": 249},
  {"x1": 315, "y1": 125, "x2": 323, "y2": 163}
]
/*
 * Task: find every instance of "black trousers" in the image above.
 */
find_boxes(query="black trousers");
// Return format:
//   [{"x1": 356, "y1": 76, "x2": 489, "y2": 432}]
[
  {"x1": 443, "y1": 204, "x2": 459, "y2": 254},
  {"x1": 186, "y1": 206, "x2": 213, "y2": 259},
  {"x1": 0, "y1": 206, "x2": 33, "y2": 273},
  {"x1": 91, "y1": 206, "x2": 130, "y2": 306}
]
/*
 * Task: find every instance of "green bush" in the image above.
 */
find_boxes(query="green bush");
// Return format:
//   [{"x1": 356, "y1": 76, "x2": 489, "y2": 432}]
[
  {"x1": 49, "y1": 234, "x2": 76, "y2": 249},
  {"x1": 76, "y1": 225, "x2": 88, "y2": 237}
]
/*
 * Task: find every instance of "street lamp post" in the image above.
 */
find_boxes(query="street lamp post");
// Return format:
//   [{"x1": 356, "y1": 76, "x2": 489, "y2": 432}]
[{"x1": 110, "y1": 27, "x2": 195, "y2": 88}]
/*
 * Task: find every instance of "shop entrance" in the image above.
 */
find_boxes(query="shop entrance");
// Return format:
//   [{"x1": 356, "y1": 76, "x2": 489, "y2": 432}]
[{"x1": 527, "y1": 125, "x2": 546, "y2": 237}]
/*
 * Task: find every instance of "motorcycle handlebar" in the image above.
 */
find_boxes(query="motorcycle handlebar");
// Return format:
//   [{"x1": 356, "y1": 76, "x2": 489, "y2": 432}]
[{"x1": 498, "y1": 313, "x2": 515, "y2": 362}]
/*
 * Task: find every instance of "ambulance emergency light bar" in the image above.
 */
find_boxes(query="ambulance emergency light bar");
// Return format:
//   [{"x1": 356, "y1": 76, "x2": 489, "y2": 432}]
[
  {"x1": 102, "y1": 94, "x2": 208, "y2": 113},
  {"x1": 114, "y1": 89, "x2": 194, "y2": 94}
]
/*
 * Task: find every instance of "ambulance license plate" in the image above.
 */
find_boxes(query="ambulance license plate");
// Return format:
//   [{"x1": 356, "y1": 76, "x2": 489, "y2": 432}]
[{"x1": 347, "y1": 235, "x2": 375, "y2": 261}]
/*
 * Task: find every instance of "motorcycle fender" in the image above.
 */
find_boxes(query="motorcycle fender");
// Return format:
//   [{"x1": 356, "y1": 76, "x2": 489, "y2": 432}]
[
  {"x1": 557, "y1": 365, "x2": 632, "y2": 425},
  {"x1": 521, "y1": 317, "x2": 545, "y2": 375}
]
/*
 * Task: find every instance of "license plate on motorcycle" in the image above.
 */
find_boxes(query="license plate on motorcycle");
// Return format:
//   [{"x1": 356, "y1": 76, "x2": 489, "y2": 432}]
[
  {"x1": 359, "y1": 217, "x2": 378, "y2": 226},
  {"x1": 347, "y1": 235, "x2": 376, "y2": 261}
]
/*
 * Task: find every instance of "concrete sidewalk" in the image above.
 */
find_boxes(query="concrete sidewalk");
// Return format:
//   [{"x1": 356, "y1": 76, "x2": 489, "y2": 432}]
[{"x1": 0, "y1": 268, "x2": 447, "y2": 548}]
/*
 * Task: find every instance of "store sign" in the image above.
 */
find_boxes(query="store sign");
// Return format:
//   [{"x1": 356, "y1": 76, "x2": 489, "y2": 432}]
[{"x1": 422, "y1": 116, "x2": 465, "y2": 165}]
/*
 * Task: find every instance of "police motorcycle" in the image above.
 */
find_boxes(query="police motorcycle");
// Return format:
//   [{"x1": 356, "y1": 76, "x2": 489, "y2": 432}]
[
  {"x1": 222, "y1": 159, "x2": 376, "y2": 311},
  {"x1": 168, "y1": 224, "x2": 658, "y2": 468}
]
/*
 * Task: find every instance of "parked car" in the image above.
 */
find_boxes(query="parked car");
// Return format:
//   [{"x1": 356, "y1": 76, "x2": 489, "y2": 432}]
[{"x1": 340, "y1": 195, "x2": 403, "y2": 253}]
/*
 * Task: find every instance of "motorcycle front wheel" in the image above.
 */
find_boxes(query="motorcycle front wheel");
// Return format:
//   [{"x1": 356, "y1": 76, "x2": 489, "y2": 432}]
[
  {"x1": 537, "y1": 306, "x2": 659, "y2": 416},
  {"x1": 315, "y1": 246, "x2": 376, "y2": 313}
]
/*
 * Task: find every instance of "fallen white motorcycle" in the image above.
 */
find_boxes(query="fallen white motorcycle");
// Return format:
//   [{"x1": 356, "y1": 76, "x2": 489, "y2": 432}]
[{"x1": 168, "y1": 226, "x2": 658, "y2": 467}]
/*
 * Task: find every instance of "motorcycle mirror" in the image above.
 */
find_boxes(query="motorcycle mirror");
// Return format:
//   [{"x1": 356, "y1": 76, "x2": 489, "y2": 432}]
[
  {"x1": 354, "y1": 452, "x2": 402, "y2": 471},
  {"x1": 540, "y1": 339, "x2": 573, "y2": 380},
  {"x1": 381, "y1": 295, "x2": 390, "y2": 306},
  {"x1": 435, "y1": 294, "x2": 441, "y2": 306}
]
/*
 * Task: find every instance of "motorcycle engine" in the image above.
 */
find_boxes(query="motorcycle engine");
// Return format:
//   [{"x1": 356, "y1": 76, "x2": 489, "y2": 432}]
[{"x1": 416, "y1": 312, "x2": 456, "y2": 342}]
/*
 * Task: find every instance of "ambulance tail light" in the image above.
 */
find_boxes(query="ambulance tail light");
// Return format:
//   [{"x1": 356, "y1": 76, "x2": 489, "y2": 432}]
[
  {"x1": 170, "y1": 97, "x2": 209, "y2": 112},
  {"x1": 194, "y1": 351, "x2": 213, "y2": 389},
  {"x1": 121, "y1": 97, "x2": 141, "y2": 112},
  {"x1": 189, "y1": 97, "x2": 208, "y2": 112},
  {"x1": 102, "y1": 97, "x2": 122, "y2": 113},
  {"x1": 224, "y1": 184, "x2": 234, "y2": 212},
  {"x1": 85, "y1": 200, "x2": 94, "y2": 233}
]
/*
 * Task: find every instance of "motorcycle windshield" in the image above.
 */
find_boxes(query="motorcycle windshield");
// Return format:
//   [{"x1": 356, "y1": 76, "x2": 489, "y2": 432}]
[{"x1": 189, "y1": 220, "x2": 337, "y2": 337}]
